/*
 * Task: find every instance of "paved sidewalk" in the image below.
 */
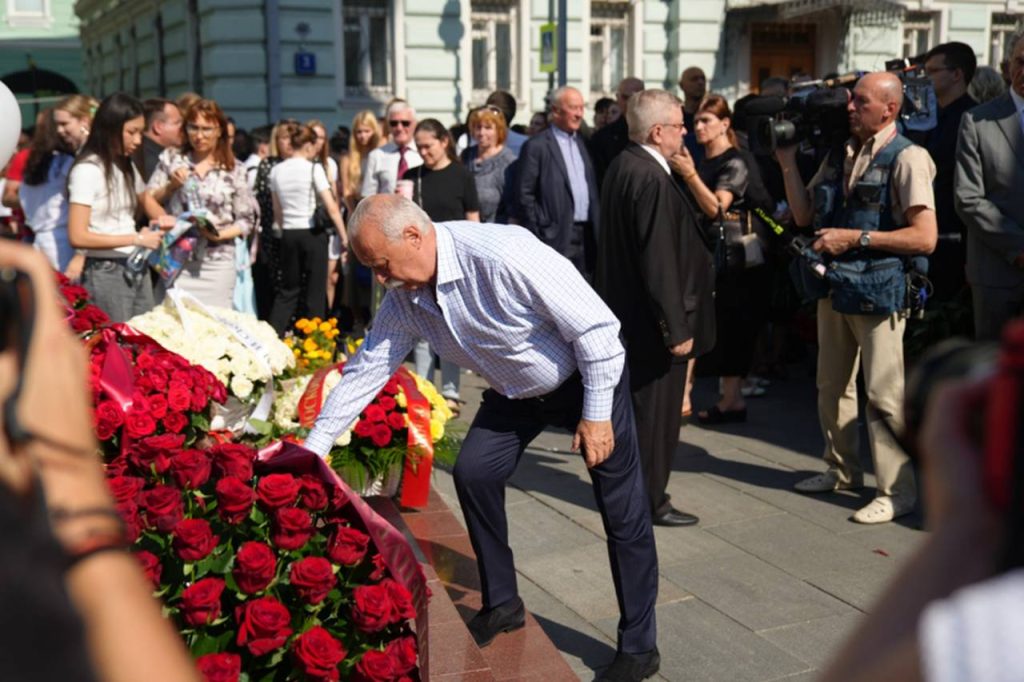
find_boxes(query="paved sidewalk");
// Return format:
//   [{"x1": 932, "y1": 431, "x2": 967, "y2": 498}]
[{"x1": 428, "y1": 366, "x2": 926, "y2": 681}]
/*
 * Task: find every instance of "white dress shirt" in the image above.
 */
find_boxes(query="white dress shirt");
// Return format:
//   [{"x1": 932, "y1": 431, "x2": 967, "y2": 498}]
[
  {"x1": 360, "y1": 141, "x2": 423, "y2": 196},
  {"x1": 640, "y1": 145, "x2": 671, "y2": 175},
  {"x1": 304, "y1": 220, "x2": 625, "y2": 455}
]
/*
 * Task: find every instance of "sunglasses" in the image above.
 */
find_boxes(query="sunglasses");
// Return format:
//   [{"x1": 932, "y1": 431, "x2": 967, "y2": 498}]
[{"x1": 389, "y1": 119, "x2": 413, "y2": 127}]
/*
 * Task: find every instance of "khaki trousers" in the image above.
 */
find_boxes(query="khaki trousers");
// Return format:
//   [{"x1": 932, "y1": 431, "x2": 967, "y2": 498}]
[{"x1": 816, "y1": 299, "x2": 916, "y2": 500}]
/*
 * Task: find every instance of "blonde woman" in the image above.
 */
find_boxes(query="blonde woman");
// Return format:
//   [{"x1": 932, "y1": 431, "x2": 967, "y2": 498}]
[
  {"x1": 307, "y1": 118, "x2": 344, "y2": 310},
  {"x1": 340, "y1": 110, "x2": 381, "y2": 213}
]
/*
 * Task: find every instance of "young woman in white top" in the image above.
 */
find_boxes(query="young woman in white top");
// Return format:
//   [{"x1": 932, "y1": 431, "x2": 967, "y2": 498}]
[
  {"x1": 268, "y1": 124, "x2": 347, "y2": 335},
  {"x1": 307, "y1": 118, "x2": 344, "y2": 312},
  {"x1": 340, "y1": 110, "x2": 383, "y2": 328},
  {"x1": 67, "y1": 93, "x2": 173, "y2": 322},
  {"x1": 143, "y1": 99, "x2": 258, "y2": 309},
  {"x1": 18, "y1": 109, "x2": 76, "y2": 271}
]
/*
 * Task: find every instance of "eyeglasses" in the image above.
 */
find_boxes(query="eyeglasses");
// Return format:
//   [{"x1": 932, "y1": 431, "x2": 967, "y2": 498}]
[
  {"x1": 389, "y1": 120, "x2": 413, "y2": 128},
  {"x1": 186, "y1": 124, "x2": 220, "y2": 137},
  {"x1": 658, "y1": 122, "x2": 685, "y2": 130}
]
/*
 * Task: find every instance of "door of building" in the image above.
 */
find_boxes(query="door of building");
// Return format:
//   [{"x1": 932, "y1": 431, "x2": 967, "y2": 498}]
[{"x1": 750, "y1": 23, "x2": 816, "y2": 91}]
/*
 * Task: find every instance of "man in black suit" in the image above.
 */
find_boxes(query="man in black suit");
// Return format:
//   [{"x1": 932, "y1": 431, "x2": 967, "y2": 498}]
[
  {"x1": 589, "y1": 77, "x2": 645, "y2": 190},
  {"x1": 517, "y1": 86, "x2": 600, "y2": 275},
  {"x1": 595, "y1": 89, "x2": 716, "y2": 527}
]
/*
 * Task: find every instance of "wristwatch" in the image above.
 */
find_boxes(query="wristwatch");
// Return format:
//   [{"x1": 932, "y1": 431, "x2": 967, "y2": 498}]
[{"x1": 859, "y1": 231, "x2": 871, "y2": 249}]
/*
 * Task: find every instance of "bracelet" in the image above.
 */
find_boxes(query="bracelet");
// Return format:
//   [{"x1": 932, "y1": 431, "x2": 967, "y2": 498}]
[
  {"x1": 64, "y1": 535, "x2": 131, "y2": 570},
  {"x1": 684, "y1": 172, "x2": 698, "y2": 182}
]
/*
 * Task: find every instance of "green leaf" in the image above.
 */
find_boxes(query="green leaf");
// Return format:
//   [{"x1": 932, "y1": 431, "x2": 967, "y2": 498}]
[
  {"x1": 191, "y1": 412, "x2": 211, "y2": 432},
  {"x1": 246, "y1": 418, "x2": 274, "y2": 436}
]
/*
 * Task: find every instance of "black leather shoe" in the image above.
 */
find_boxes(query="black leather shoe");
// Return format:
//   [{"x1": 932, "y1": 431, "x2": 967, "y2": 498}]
[
  {"x1": 652, "y1": 507, "x2": 699, "y2": 527},
  {"x1": 597, "y1": 648, "x2": 661, "y2": 681},
  {"x1": 467, "y1": 596, "x2": 525, "y2": 647}
]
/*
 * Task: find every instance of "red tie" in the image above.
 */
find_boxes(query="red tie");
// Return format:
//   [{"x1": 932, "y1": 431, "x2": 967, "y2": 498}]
[{"x1": 397, "y1": 145, "x2": 408, "y2": 180}]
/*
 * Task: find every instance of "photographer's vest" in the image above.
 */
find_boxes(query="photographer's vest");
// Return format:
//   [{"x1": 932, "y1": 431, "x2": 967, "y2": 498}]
[{"x1": 812, "y1": 133, "x2": 915, "y2": 316}]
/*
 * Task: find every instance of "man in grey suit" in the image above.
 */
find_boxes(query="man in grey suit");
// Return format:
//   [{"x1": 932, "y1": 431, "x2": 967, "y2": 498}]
[{"x1": 955, "y1": 31, "x2": 1024, "y2": 340}]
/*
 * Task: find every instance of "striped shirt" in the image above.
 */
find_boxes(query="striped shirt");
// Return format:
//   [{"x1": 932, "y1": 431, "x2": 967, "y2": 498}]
[{"x1": 303, "y1": 221, "x2": 625, "y2": 456}]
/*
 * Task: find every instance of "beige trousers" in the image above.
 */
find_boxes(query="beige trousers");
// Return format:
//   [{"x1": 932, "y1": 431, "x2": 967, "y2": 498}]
[{"x1": 815, "y1": 299, "x2": 916, "y2": 500}]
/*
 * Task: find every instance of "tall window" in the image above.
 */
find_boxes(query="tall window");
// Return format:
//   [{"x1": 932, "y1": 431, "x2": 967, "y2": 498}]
[
  {"x1": 902, "y1": 12, "x2": 937, "y2": 60},
  {"x1": 471, "y1": 2, "x2": 516, "y2": 99},
  {"x1": 990, "y1": 14, "x2": 1022, "y2": 67},
  {"x1": 590, "y1": 3, "x2": 628, "y2": 96},
  {"x1": 343, "y1": 0, "x2": 390, "y2": 97},
  {"x1": 6, "y1": 0, "x2": 50, "y2": 26}
]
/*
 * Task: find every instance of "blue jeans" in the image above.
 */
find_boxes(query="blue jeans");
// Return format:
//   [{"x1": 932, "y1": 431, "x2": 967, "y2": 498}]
[{"x1": 413, "y1": 339, "x2": 461, "y2": 400}]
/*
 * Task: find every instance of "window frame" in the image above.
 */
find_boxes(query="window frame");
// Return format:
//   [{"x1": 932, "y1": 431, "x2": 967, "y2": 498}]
[
  {"x1": 5, "y1": 0, "x2": 52, "y2": 28},
  {"x1": 989, "y1": 14, "x2": 1022, "y2": 67},
  {"x1": 341, "y1": 0, "x2": 392, "y2": 99},
  {"x1": 589, "y1": 12, "x2": 628, "y2": 97},
  {"x1": 902, "y1": 11, "x2": 938, "y2": 60},
  {"x1": 470, "y1": 2, "x2": 517, "y2": 104}
]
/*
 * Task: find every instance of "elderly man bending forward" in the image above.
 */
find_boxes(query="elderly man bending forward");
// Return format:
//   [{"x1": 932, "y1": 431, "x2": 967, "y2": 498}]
[{"x1": 304, "y1": 195, "x2": 661, "y2": 682}]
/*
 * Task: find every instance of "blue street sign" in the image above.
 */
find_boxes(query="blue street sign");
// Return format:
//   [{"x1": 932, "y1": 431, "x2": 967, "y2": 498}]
[{"x1": 294, "y1": 51, "x2": 317, "y2": 76}]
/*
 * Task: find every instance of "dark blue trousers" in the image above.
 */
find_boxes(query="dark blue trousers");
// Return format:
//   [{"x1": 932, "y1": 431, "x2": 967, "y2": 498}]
[{"x1": 453, "y1": 368, "x2": 659, "y2": 654}]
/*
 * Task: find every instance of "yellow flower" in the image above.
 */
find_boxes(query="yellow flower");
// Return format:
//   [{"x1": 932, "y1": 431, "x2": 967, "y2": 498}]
[
  {"x1": 319, "y1": 322, "x2": 332, "y2": 333},
  {"x1": 311, "y1": 317, "x2": 322, "y2": 326},
  {"x1": 303, "y1": 338, "x2": 318, "y2": 353},
  {"x1": 430, "y1": 419, "x2": 445, "y2": 442},
  {"x1": 292, "y1": 348, "x2": 301, "y2": 356},
  {"x1": 396, "y1": 392, "x2": 407, "y2": 409}
]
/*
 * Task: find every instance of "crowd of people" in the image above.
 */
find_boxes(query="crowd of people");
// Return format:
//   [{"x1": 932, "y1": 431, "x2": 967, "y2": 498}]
[{"x1": 1, "y1": 32, "x2": 1023, "y2": 680}]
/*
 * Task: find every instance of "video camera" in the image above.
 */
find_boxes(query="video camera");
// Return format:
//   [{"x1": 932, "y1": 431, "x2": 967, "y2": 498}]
[
  {"x1": 884, "y1": 56, "x2": 938, "y2": 133},
  {"x1": 742, "y1": 75, "x2": 855, "y2": 156}
]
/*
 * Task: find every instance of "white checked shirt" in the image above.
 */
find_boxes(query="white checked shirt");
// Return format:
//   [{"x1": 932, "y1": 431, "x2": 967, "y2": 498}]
[{"x1": 304, "y1": 221, "x2": 625, "y2": 456}]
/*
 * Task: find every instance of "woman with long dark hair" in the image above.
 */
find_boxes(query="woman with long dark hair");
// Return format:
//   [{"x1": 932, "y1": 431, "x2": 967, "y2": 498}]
[
  {"x1": 67, "y1": 93, "x2": 171, "y2": 322},
  {"x1": 408, "y1": 118, "x2": 480, "y2": 412},
  {"x1": 268, "y1": 124, "x2": 348, "y2": 334},
  {"x1": 674, "y1": 94, "x2": 773, "y2": 425},
  {"x1": 18, "y1": 109, "x2": 76, "y2": 271},
  {"x1": 142, "y1": 98, "x2": 257, "y2": 309}
]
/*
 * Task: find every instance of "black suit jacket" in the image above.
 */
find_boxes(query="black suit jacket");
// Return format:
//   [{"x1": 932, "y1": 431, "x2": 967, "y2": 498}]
[
  {"x1": 517, "y1": 126, "x2": 600, "y2": 257},
  {"x1": 588, "y1": 115, "x2": 630, "y2": 192},
  {"x1": 595, "y1": 144, "x2": 716, "y2": 387}
]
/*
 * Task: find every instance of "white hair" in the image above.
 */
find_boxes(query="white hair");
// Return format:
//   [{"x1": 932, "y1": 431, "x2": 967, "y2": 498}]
[
  {"x1": 386, "y1": 99, "x2": 416, "y2": 121},
  {"x1": 549, "y1": 86, "x2": 581, "y2": 112},
  {"x1": 626, "y1": 89, "x2": 683, "y2": 144},
  {"x1": 348, "y1": 195, "x2": 433, "y2": 243}
]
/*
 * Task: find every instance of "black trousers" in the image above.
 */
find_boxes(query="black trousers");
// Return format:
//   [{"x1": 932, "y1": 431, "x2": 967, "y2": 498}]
[
  {"x1": 269, "y1": 228, "x2": 328, "y2": 335},
  {"x1": 630, "y1": 359, "x2": 687, "y2": 517},
  {"x1": 453, "y1": 368, "x2": 658, "y2": 654}
]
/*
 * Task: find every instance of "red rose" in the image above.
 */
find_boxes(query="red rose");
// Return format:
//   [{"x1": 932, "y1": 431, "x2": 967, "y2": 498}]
[
  {"x1": 148, "y1": 368, "x2": 169, "y2": 392},
  {"x1": 364, "y1": 404, "x2": 386, "y2": 423},
  {"x1": 256, "y1": 473, "x2": 301, "y2": 510},
  {"x1": 386, "y1": 636, "x2": 418, "y2": 675},
  {"x1": 60, "y1": 284, "x2": 89, "y2": 305},
  {"x1": 299, "y1": 475, "x2": 328, "y2": 511},
  {"x1": 169, "y1": 450, "x2": 211, "y2": 489},
  {"x1": 215, "y1": 476, "x2": 255, "y2": 525},
  {"x1": 106, "y1": 455, "x2": 131, "y2": 477},
  {"x1": 167, "y1": 384, "x2": 193, "y2": 412},
  {"x1": 170, "y1": 371, "x2": 193, "y2": 389},
  {"x1": 354, "y1": 650, "x2": 395, "y2": 682},
  {"x1": 173, "y1": 519, "x2": 219, "y2": 562},
  {"x1": 141, "y1": 485, "x2": 184, "y2": 532},
  {"x1": 147, "y1": 393, "x2": 168, "y2": 420},
  {"x1": 289, "y1": 557, "x2": 336, "y2": 605},
  {"x1": 82, "y1": 304, "x2": 109, "y2": 326},
  {"x1": 124, "y1": 408, "x2": 157, "y2": 439},
  {"x1": 354, "y1": 420, "x2": 374, "y2": 438},
  {"x1": 136, "y1": 550, "x2": 162, "y2": 588},
  {"x1": 163, "y1": 411, "x2": 189, "y2": 434},
  {"x1": 377, "y1": 395, "x2": 397, "y2": 411},
  {"x1": 196, "y1": 653, "x2": 241, "y2": 682},
  {"x1": 383, "y1": 579, "x2": 416, "y2": 621},
  {"x1": 180, "y1": 577, "x2": 225, "y2": 627},
  {"x1": 386, "y1": 412, "x2": 406, "y2": 431},
  {"x1": 235, "y1": 596, "x2": 293, "y2": 656},
  {"x1": 351, "y1": 583, "x2": 394, "y2": 633},
  {"x1": 327, "y1": 525, "x2": 370, "y2": 566},
  {"x1": 210, "y1": 443, "x2": 255, "y2": 480},
  {"x1": 292, "y1": 626, "x2": 347, "y2": 682},
  {"x1": 369, "y1": 553, "x2": 387, "y2": 581},
  {"x1": 383, "y1": 379, "x2": 400, "y2": 395},
  {"x1": 271, "y1": 507, "x2": 313, "y2": 551},
  {"x1": 135, "y1": 351, "x2": 156, "y2": 369},
  {"x1": 370, "y1": 424, "x2": 393, "y2": 448},
  {"x1": 94, "y1": 400, "x2": 124, "y2": 441},
  {"x1": 107, "y1": 475, "x2": 145, "y2": 505},
  {"x1": 191, "y1": 387, "x2": 209, "y2": 411},
  {"x1": 233, "y1": 541, "x2": 277, "y2": 594},
  {"x1": 139, "y1": 432, "x2": 186, "y2": 452}
]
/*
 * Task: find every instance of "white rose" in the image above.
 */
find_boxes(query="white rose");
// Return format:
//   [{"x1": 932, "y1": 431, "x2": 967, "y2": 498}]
[{"x1": 230, "y1": 375, "x2": 255, "y2": 399}]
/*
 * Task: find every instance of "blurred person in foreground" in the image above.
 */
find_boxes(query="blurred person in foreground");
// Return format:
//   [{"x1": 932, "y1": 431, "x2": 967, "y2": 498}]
[
  {"x1": 305, "y1": 195, "x2": 661, "y2": 682},
  {"x1": 775, "y1": 72, "x2": 937, "y2": 524},
  {"x1": 968, "y1": 65, "x2": 1007, "y2": 104},
  {"x1": 0, "y1": 241, "x2": 199, "y2": 682},
  {"x1": 820, "y1": 351, "x2": 1024, "y2": 682}
]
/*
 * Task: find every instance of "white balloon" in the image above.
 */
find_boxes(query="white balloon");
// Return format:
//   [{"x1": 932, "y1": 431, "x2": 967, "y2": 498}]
[{"x1": 0, "y1": 80, "x2": 23, "y2": 169}]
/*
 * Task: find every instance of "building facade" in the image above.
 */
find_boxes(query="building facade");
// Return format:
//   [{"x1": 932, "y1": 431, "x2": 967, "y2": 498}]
[
  {"x1": 1, "y1": 0, "x2": 85, "y2": 124},
  {"x1": 73, "y1": 0, "x2": 1021, "y2": 129}
]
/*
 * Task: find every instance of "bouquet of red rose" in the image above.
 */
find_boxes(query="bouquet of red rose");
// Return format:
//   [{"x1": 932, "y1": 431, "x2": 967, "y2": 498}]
[
  {"x1": 109, "y1": 440, "x2": 422, "y2": 681},
  {"x1": 56, "y1": 271, "x2": 110, "y2": 335},
  {"x1": 88, "y1": 324, "x2": 228, "y2": 458}
]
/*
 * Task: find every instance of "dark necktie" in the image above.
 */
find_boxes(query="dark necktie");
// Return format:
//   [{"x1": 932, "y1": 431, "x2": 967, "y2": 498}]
[{"x1": 397, "y1": 145, "x2": 409, "y2": 180}]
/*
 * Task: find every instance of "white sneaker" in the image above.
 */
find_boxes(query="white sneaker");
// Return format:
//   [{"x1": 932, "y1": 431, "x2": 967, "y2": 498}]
[
  {"x1": 851, "y1": 496, "x2": 915, "y2": 524},
  {"x1": 794, "y1": 470, "x2": 863, "y2": 494}
]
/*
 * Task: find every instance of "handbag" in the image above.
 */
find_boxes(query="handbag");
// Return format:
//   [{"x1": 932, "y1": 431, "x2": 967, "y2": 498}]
[
  {"x1": 310, "y1": 163, "x2": 334, "y2": 232},
  {"x1": 714, "y1": 205, "x2": 765, "y2": 275}
]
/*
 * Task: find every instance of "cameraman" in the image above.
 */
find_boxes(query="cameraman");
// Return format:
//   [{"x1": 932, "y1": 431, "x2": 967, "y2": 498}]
[{"x1": 775, "y1": 72, "x2": 937, "y2": 524}]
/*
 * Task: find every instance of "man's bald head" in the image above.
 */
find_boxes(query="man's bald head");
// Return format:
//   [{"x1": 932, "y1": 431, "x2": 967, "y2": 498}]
[
  {"x1": 679, "y1": 67, "x2": 707, "y2": 103},
  {"x1": 848, "y1": 71, "x2": 905, "y2": 140},
  {"x1": 616, "y1": 77, "x2": 646, "y2": 111}
]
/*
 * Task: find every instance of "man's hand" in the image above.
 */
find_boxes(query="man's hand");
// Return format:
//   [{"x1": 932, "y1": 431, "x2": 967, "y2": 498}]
[
  {"x1": 669, "y1": 148, "x2": 696, "y2": 178},
  {"x1": 813, "y1": 228, "x2": 860, "y2": 256},
  {"x1": 572, "y1": 419, "x2": 615, "y2": 468},
  {"x1": 152, "y1": 214, "x2": 177, "y2": 231},
  {"x1": 669, "y1": 338, "x2": 694, "y2": 357},
  {"x1": 773, "y1": 145, "x2": 798, "y2": 168}
]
